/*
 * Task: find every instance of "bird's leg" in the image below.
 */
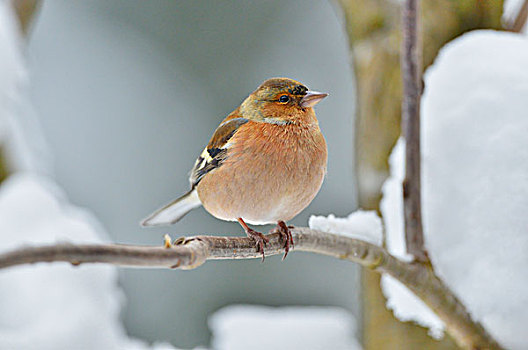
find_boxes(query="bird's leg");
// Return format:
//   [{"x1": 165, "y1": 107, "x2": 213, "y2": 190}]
[
  {"x1": 237, "y1": 218, "x2": 269, "y2": 261},
  {"x1": 271, "y1": 221, "x2": 294, "y2": 260}
]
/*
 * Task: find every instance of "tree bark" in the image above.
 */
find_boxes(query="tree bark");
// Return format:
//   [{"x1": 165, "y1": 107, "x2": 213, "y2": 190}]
[{"x1": 401, "y1": 0, "x2": 429, "y2": 263}]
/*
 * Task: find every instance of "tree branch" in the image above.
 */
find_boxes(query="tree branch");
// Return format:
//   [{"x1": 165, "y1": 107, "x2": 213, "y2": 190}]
[
  {"x1": 505, "y1": 0, "x2": 528, "y2": 32},
  {"x1": 0, "y1": 227, "x2": 502, "y2": 349},
  {"x1": 401, "y1": 0, "x2": 429, "y2": 263},
  {"x1": 10, "y1": 0, "x2": 41, "y2": 36}
]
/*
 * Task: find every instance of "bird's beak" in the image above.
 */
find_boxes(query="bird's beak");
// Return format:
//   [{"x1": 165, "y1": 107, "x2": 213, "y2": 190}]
[{"x1": 300, "y1": 91, "x2": 328, "y2": 108}]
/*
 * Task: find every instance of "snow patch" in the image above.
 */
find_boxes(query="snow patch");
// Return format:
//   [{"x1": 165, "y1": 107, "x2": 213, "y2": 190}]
[
  {"x1": 421, "y1": 30, "x2": 528, "y2": 349},
  {"x1": 380, "y1": 139, "x2": 444, "y2": 336},
  {"x1": 380, "y1": 139, "x2": 413, "y2": 262},
  {"x1": 0, "y1": 0, "x2": 25, "y2": 139},
  {"x1": 381, "y1": 276, "x2": 444, "y2": 339},
  {"x1": 309, "y1": 210, "x2": 383, "y2": 246},
  {"x1": 381, "y1": 30, "x2": 528, "y2": 348},
  {"x1": 0, "y1": 174, "x2": 177, "y2": 349},
  {"x1": 0, "y1": 0, "x2": 52, "y2": 174},
  {"x1": 209, "y1": 305, "x2": 362, "y2": 350}
]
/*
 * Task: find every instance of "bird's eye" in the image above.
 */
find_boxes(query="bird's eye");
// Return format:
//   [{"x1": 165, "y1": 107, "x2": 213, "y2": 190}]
[{"x1": 278, "y1": 95, "x2": 290, "y2": 103}]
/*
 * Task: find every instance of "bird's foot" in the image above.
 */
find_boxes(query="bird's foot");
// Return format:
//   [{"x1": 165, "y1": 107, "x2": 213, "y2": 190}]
[
  {"x1": 272, "y1": 221, "x2": 294, "y2": 260},
  {"x1": 246, "y1": 228, "x2": 269, "y2": 261},
  {"x1": 237, "y1": 218, "x2": 269, "y2": 261}
]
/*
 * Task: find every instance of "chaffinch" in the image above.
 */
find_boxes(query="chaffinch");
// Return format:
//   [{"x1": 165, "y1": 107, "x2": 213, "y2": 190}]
[{"x1": 142, "y1": 77, "x2": 328, "y2": 259}]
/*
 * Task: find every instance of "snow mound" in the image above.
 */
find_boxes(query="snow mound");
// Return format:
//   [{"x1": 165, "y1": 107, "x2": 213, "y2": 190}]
[
  {"x1": 0, "y1": 174, "x2": 176, "y2": 350},
  {"x1": 381, "y1": 30, "x2": 528, "y2": 348},
  {"x1": 421, "y1": 30, "x2": 528, "y2": 349},
  {"x1": 309, "y1": 210, "x2": 383, "y2": 246},
  {"x1": 209, "y1": 305, "x2": 362, "y2": 350}
]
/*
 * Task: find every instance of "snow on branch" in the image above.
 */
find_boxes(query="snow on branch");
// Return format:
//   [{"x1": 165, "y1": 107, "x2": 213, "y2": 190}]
[{"x1": 0, "y1": 227, "x2": 503, "y2": 349}]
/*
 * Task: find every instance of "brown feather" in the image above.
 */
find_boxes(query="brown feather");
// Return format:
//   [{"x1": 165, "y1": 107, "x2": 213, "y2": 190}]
[{"x1": 189, "y1": 116, "x2": 248, "y2": 189}]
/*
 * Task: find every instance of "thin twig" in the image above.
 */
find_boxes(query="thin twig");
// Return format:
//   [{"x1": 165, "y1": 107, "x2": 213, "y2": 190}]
[
  {"x1": 505, "y1": 0, "x2": 528, "y2": 32},
  {"x1": 401, "y1": 0, "x2": 429, "y2": 263},
  {"x1": 0, "y1": 228, "x2": 502, "y2": 349},
  {"x1": 10, "y1": 0, "x2": 41, "y2": 36}
]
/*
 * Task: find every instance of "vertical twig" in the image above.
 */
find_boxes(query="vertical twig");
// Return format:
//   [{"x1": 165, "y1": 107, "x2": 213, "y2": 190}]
[
  {"x1": 401, "y1": 0, "x2": 428, "y2": 263},
  {"x1": 10, "y1": 0, "x2": 41, "y2": 36},
  {"x1": 506, "y1": 0, "x2": 528, "y2": 32}
]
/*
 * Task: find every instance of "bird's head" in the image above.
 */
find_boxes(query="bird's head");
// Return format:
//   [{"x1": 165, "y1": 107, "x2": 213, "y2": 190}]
[{"x1": 239, "y1": 78, "x2": 328, "y2": 124}]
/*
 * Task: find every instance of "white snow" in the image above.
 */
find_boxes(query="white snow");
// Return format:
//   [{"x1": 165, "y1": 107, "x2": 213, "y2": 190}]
[
  {"x1": 379, "y1": 139, "x2": 445, "y2": 338},
  {"x1": 309, "y1": 210, "x2": 383, "y2": 246},
  {"x1": 421, "y1": 30, "x2": 528, "y2": 349},
  {"x1": 380, "y1": 139, "x2": 413, "y2": 263},
  {"x1": 0, "y1": 174, "x2": 176, "y2": 350},
  {"x1": 0, "y1": 0, "x2": 52, "y2": 174},
  {"x1": 310, "y1": 159, "x2": 445, "y2": 338},
  {"x1": 381, "y1": 30, "x2": 528, "y2": 348},
  {"x1": 0, "y1": 0, "x2": 24, "y2": 140},
  {"x1": 209, "y1": 305, "x2": 362, "y2": 350},
  {"x1": 381, "y1": 276, "x2": 444, "y2": 339}
]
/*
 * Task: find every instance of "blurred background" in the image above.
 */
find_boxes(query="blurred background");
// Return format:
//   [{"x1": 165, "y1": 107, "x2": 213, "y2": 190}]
[
  {"x1": 26, "y1": 0, "x2": 357, "y2": 347},
  {"x1": 2, "y1": 0, "x2": 525, "y2": 349}
]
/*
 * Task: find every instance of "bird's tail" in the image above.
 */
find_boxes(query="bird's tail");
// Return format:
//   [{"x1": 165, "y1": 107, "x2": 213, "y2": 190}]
[{"x1": 141, "y1": 189, "x2": 202, "y2": 227}]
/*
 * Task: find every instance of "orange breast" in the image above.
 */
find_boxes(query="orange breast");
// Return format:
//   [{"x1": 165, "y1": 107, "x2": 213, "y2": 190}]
[{"x1": 196, "y1": 120, "x2": 327, "y2": 224}]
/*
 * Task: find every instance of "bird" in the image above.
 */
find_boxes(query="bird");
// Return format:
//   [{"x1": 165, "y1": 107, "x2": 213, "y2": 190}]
[{"x1": 141, "y1": 77, "x2": 328, "y2": 259}]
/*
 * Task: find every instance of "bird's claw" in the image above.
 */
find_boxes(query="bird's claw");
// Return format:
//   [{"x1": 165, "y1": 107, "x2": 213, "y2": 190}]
[
  {"x1": 272, "y1": 221, "x2": 294, "y2": 260},
  {"x1": 245, "y1": 228, "x2": 269, "y2": 262}
]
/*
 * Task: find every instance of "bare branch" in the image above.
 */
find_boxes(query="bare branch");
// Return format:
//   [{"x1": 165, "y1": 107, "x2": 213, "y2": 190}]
[
  {"x1": 0, "y1": 227, "x2": 502, "y2": 349},
  {"x1": 10, "y1": 0, "x2": 41, "y2": 36},
  {"x1": 505, "y1": 0, "x2": 528, "y2": 33},
  {"x1": 401, "y1": 0, "x2": 429, "y2": 263}
]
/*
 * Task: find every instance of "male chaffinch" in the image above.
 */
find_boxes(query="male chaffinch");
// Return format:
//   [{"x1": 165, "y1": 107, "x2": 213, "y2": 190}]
[{"x1": 142, "y1": 77, "x2": 328, "y2": 259}]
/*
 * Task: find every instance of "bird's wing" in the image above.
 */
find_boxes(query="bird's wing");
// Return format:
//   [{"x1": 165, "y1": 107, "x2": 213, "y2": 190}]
[{"x1": 189, "y1": 116, "x2": 249, "y2": 189}]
